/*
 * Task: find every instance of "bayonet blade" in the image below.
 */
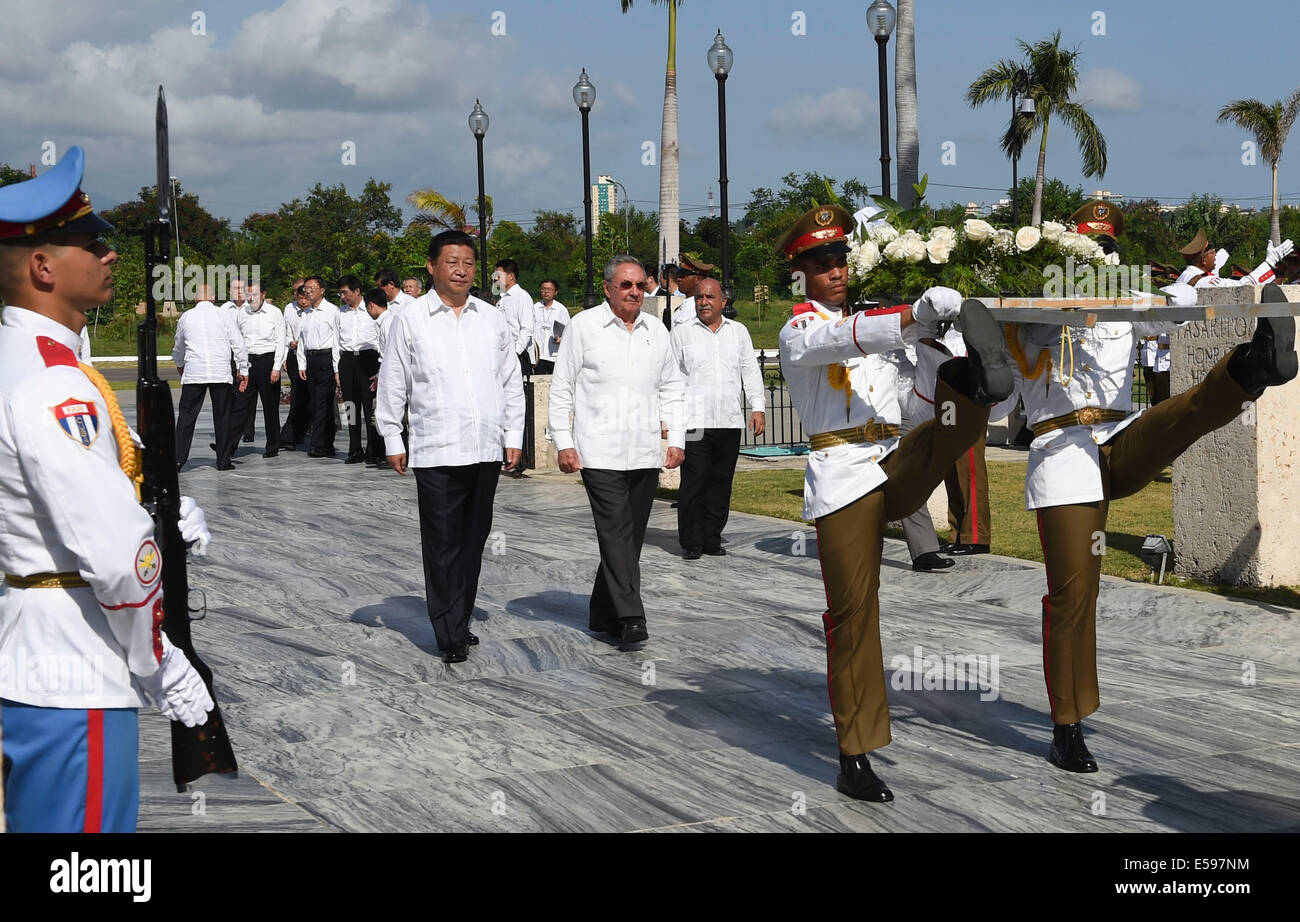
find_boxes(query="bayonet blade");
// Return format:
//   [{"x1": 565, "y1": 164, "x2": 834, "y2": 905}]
[{"x1": 156, "y1": 85, "x2": 170, "y2": 224}]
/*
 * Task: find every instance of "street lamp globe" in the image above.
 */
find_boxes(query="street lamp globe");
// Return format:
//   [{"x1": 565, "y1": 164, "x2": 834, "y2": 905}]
[
  {"x1": 572, "y1": 69, "x2": 596, "y2": 111},
  {"x1": 866, "y1": 0, "x2": 896, "y2": 38},
  {"x1": 707, "y1": 30, "x2": 733, "y2": 76},
  {"x1": 1020, "y1": 96, "x2": 1036, "y2": 115},
  {"x1": 468, "y1": 99, "x2": 489, "y2": 138}
]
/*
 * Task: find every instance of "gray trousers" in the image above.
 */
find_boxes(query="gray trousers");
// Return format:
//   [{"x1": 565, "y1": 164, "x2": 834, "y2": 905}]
[{"x1": 897, "y1": 414, "x2": 940, "y2": 560}]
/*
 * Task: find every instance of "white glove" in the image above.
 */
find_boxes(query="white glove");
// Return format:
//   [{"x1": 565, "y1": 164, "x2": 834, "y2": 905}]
[
  {"x1": 139, "y1": 633, "x2": 214, "y2": 727},
  {"x1": 1160, "y1": 282, "x2": 1198, "y2": 307},
  {"x1": 911, "y1": 286, "x2": 963, "y2": 334},
  {"x1": 1214, "y1": 248, "x2": 1230, "y2": 275},
  {"x1": 179, "y1": 495, "x2": 211, "y2": 556},
  {"x1": 1267, "y1": 239, "x2": 1294, "y2": 266}
]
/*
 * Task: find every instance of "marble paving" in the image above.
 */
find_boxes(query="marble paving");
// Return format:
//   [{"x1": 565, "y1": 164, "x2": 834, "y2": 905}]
[{"x1": 129, "y1": 395, "x2": 1300, "y2": 833}]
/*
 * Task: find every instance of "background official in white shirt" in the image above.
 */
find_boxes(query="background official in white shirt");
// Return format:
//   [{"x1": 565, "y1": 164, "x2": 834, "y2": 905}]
[
  {"x1": 336, "y1": 275, "x2": 382, "y2": 463},
  {"x1": 294, "y1": 276, "x2": 341, "y2": 457},
  {"x1": 532, "y1": 278, "x2": 568, "y2": 375},
  {"x1": 374, "y1": 268, "x2": 415, "y2": 314},
  {"x1": 376, "y1": 230, "x2": 524, "y2": 664},
  {"x1": 222, "y1": 281, "x2": 285, "y2": 462},
  {"x1": 670, "y1": 278, "x2": 765, "y2": 559},
  {"x1": 278, "y1": 278, "x2": 310, "y2": 449},
  {"x1": 173, "y1": 285, "x2": 249, "y2": 470},
  {"x1": 549, "y1": 255, "x2": 686, "y2": 645},
  {"x1": 493, "y1": 258, "x2": 534, "y2": 375}
]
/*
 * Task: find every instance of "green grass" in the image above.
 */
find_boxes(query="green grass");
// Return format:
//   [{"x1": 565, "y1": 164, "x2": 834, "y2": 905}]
[{"x1": 661, "y1": 462, "x2": 1300, "y2": 608}]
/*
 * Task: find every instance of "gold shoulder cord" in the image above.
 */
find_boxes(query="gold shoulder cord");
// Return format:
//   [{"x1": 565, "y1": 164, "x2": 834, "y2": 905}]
[
  {"x1": 1056, "y1": 327, "x2": 1075, "y2": 387},
  {"x1": 79, "y1": 362, "x2": 143, "y2": 501},
  {"x1": 1004, "y1": 322, "x2": 1052, "y2": 381}
]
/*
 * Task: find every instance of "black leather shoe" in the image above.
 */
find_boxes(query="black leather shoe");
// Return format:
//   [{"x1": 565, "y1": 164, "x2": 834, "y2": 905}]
[
  {"x1": 703, "y1": 547, "x2": 726, "y2": 557},
  {"x1": 682, "y1": 548, "x2": 702, "y2": 560},
  {"x1": 307, "y1": 450, "x2": 327, "y2": 458},
  {"x1": 620, "y1": 618, "x2": 649, "y2": 644},
  {"x1": 282, "y1": 443, "x2": 298, "y2": 452},
  {"x1": 958, "y1": 298, "x2": 1015, "y2": 405},
  {"x1": 345, "y1": 453, "x2": 365, "y2": 464},
  {"x1": 836, "y1": 753, "x2": 894, "y2": 802},
  {"x1": 466, "y1": 633, "x2": 480, "y2": 646},
  {"x1": 216, "y1": 461, "x2": 235, "y2": 471},
  {"x1": 441, "y1": 643, "x2": 469, "y2": 664},
  {"x1": 1049, "y1": 722, "x2": 1099, "y2": 773},
  {"x1": 912, "y1": 551, "x2": 955, "y2": 572},
  {"x1": 940, "y1": 543, "x2": 990, "y2": 556},
  {"x1": 243, "y1": 433, "x2": 254, "y2": 443},
  {"x1": 1228, "y1": 287, "x2": 1297, "y2": 393},
  {"x1": 263, "y1": 450, "x2": 278, "y2": 458}
]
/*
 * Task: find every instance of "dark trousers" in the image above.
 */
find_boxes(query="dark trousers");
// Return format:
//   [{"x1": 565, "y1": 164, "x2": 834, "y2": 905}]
[
  {"x1": 533, "y1": 359, "x2": 555, "y2": 375},
  {"x1": 280, "y1": 351, "x2": 312, "y2": 447},
  {"x1": 222, "y1": 353, "x2": 279, "y2": 462},
  {"x1": 1142, "y1": 365, "x2": 1171, "y2": 405},
  {"x1": 339, "y1": 350, "x2": 381, "y2": 458},
  {"x1": 580, "y1": 467, "x2": 659, "y2": 630},
  {"x1": 175, "y1": 382, "x2": 232, "y2": 466},
  {"x1": 677, "y1": 428, "x2": 741, "y2": 553},
  {"x1": 414, "y1": 462, "x2": 500, "y2": 650},
  {"x1": 305, "y1": 351, "x2": 336, "y2": 454}
]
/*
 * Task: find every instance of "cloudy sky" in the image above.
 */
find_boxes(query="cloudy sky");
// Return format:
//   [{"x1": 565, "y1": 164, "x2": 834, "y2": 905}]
[{"x1": 3, "y1": 0, "x2": 1296, "y2": 232}]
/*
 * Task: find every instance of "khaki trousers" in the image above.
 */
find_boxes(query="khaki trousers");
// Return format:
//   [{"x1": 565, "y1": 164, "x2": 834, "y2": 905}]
[
  {"x1": 814, "y1": 363, "x2": 990, "y2": 755},
  {"x1": 1035, "y1": 354, "x2": 1252, "y2": 724},
  {"x1": 946, "y1": 429, "x2": 991, "y2": 544}
]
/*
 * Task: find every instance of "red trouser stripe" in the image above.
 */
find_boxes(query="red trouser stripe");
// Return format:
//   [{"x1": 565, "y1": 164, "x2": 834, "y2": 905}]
[
  {"x1": 84, "y1": 709, "x2": 104, "y2": 833},
  {"x1": 1035, "y1": 509, "x2": 1055, "y2": 723},
  {"x1": 967, "y1": 447, "x2": 979, "y2": 544}
]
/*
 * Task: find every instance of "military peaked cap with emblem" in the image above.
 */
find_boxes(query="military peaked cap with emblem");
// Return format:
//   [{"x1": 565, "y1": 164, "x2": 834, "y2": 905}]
[
  {"x1": 1178, "y1": 229, "x2": 1209, "y2": 258},
  {"x1": 0, "y1": 145, "x2": 114, "y2": 242},
  {"x1": 677, "y1": 254, "x2": 714, "y2": 276},
  {"x1": 776, "y1": 204, "x2": 856, "y2": 260},
  {"x1": 1069, "y1": 201, "x2": 1124, "y2": 239}
]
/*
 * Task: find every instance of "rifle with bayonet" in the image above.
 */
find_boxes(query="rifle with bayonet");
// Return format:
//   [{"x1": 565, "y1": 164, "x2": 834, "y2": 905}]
[{"x1": 137, "y1": 85, "x2": 238, "y2": 792}]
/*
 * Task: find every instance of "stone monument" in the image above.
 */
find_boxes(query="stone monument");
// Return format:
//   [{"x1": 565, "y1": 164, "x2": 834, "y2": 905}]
[{"x1": 1171, "y1": 284, "x2": 1300, "y2": 586}]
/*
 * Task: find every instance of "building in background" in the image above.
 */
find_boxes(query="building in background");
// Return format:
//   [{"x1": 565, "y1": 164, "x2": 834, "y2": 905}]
[{"x1": 592, "y1": 174, "x2": 618, "y2": 235}]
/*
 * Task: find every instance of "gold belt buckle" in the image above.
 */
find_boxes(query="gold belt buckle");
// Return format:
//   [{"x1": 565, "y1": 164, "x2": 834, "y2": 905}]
[{"x1": 1078, "y1": 407, "x2": 1099, "y2": 425}]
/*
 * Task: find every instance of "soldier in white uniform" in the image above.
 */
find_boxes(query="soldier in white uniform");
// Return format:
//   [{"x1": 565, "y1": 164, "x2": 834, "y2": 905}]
[
  {"x1": 0, "y1": 146, "x2": 213, "y2": 832},
  {"x1": 777, "y1": 205, "x2": 1015, "y2": 802},
  {"x1": 994, "y1": 223, "x2": 1297, "y2": 773},
  {"x1": 1178, "y1": 228, "x2": 1294, "y2": 289}
]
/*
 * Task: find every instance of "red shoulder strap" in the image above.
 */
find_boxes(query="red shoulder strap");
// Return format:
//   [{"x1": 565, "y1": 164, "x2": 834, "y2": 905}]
[
  {"x1": 792, "y1": 302, "x2": 818, "y2": 316},
  {"x1": 37, "y1": 336, "x2": 78, "y2": 368}
]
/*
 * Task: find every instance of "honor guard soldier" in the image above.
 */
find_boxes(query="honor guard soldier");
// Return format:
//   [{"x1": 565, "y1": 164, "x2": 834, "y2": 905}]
[
  {"x1": 1177, "y1": 228, "x2": 1294, "y2": 288},
  {"x1": 777, "y1": 205, "x2": 1015, "y2": 802},
  {"x1": 994, "y1": 212, "x2": 1298, "y2": 774},
  {"x1": 0, "y1": 147, "x2": 214, "y2": 832}
]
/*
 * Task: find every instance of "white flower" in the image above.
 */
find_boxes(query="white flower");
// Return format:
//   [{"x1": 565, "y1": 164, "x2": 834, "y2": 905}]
[
  {"x1": 1040, "y1": 220, "x2": 1066, "y2": 242},
  {"x1": 1014, "y1": 226, "x2": 1041, "y2": 252},
  {"x1": 865, "y1": 222, "x2": 899, "y2": 244},
  {"x1": 926, "y1": 235, "x2": 953, "y2": 264},
  {"x1": 992, "y1": 228, "x2": 1016, "y2": 255},
  {"x1": 1057, "y1": 231, "x2": 1092, "y2": 257},
  {"x1": 963, "y1": 218, "x2": 995, "y2": 242},
  {"x1": 882, "y1": 237, "x2": 910, "y2": 261},
  {"x1": 903, "y1": 235, "x2": 927, "y2": 262},
  {"x1": 848, "y1": 239, "x2": 881, "y2": 276},
  {"x1": 1104, "y1": 250, "x2": 1121, "y2": 266},
  {"x1": 929, "y1": 225, "x2": 957, "y2": 248}
]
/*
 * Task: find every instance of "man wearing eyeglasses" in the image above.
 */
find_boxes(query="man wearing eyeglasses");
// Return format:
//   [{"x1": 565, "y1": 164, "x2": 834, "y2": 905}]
[
  {"x1": 1177, "y1": 228, "x2": 1294, "y2": 288},
  {"x1": 549, "y1": 256, "x2": 686, "y2": 646},
  {"x1": 294, "y1": 276, "x2": 341, "y2": 458}
]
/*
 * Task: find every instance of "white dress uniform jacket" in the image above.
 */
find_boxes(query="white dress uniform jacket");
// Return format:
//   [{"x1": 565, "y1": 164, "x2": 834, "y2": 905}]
[
  {"x1": 548, "y1": 301, "x2": 686, "y2": 470},
  {"x1": 374, "y1": 292, "x2": 524, "y2": 467},
  {"x1": 295, "y1": 299, "x2": 341, "y2": 372},
  {"x1": 779, "y1": 301, "x2": 909, "y2": 519},
  {"x1": 671, "y1": 297, "x2": 696, "y2": 328},
  {"x1": 237, "y1": 301, "x2": 287, "y2": 369},
  {"x1": 0, "y1": 308, "x2": 165, "y2": 707},
  {"x1": 172, "y1": 300, "x2": 249, "y2": 385},
  {"x1": 993, "y1": 319, "x2": 1181, "y2": 510},
  {"x1": 533, "y1": 300, "x2": 569, "y2": 361},
  {"x1": 671, "y1": 315, "x2": 765, "y2": 429},
  {"x1": 497, "y1": 283, "x2": 535, "y2": 357}
]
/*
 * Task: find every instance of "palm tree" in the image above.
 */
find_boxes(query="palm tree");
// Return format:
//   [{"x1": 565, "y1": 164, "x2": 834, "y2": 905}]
[
  {"x1": 407, "y1": 188, "x2": 493, "y2": 235},
  {"x1": 894, "y1": 0, "x2": 918, "y2": 207},
  {"x1": 967, "y1": 30, "x2": 1107, "y2": 226},
  {"x1": 1217, "y1": 88, "x2": 1300, "y2": 245},
  {"x1": 621, "y1": 0, "x2": 680, "y2": 267}
]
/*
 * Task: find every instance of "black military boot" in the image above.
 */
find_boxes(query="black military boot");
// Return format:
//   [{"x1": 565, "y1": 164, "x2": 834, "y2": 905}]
[
  {"x1": 1048, "y1": 722, "x2": 1099, "y2": 773},
  {"x1": 836, "y1": 753, "x2": 894, "y2": 802},
  {"x1": 955, "y1": 299, "x2": 1015, "y2": 406},
  {"x1": 1227, "y1": 286, "x2": 1298, "y2": 393}
]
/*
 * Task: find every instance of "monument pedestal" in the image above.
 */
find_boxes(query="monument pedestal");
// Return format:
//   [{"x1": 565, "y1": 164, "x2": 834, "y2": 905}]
[{"x1": 1171, "y1": 284, "x2": 1300, "y2": 587}]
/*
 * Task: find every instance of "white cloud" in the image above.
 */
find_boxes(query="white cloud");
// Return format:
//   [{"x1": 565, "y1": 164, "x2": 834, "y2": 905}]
[
  {"x1": 766, "y1": 87, "x2": 876, "y2": 138},
  {"x1": 1075, "y1": 68, "x2": 1143, "y2": 113}
]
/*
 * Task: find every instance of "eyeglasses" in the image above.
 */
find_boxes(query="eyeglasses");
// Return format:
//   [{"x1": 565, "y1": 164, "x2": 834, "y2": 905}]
[{"x1": 611, "y1": 280, "x2": 649, "y2": 291}]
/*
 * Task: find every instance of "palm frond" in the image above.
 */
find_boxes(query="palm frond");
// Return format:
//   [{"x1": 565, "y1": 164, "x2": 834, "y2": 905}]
[
  {"x1": 1218, "y1": 98, "x2": 1283, "y2": 162},
  {"x1": 1056, "y1": 100, "x2": 1107, "y2": 178},
  {"x1": 965, "y1": 59, "x2": 1025, "y2": 107}
]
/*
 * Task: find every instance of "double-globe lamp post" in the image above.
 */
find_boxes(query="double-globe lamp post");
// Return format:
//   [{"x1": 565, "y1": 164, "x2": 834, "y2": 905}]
[
  {"x1": 867, "y1": 0, "x2": 896, "y2": 199},
  {"x1": 708, "y1": 30, "x2": 734, "y2": 313},
  {"x1": 468, "y1": 99, "x2": 489, "y2": 292},
  {"x1": 573, "y1": 69, "x2": 597, "y2": 308}
]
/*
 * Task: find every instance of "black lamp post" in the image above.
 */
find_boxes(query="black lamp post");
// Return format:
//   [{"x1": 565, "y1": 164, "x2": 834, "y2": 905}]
[
  {"x1": 1011, "y1": 72, "x2": 1034, "y2": 226},
  {"x1": 867, "y1": 0, "x2": 896, "y2": 199},
  {"x1": 573, "y1": 69, "x2": 597, "y2": 308},
  {"x1": 468, "y1": 99, "x2": 489, "y2": 291},
  {"x1": 708, "y1": 30, "x2": 734, "y2": 310}
]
